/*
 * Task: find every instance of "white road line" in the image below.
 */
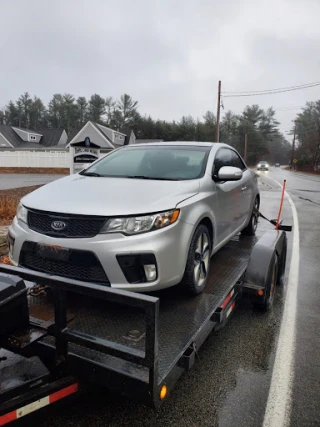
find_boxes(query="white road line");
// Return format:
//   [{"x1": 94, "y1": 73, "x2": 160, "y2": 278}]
[{"x1": 263, "y1": 178, "x2": 300, "y2": 427}]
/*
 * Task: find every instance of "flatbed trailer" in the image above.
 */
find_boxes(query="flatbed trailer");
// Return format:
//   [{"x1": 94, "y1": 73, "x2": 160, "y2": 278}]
[{"x1": 0, "y1": 228, "x2": 287, "y2": 424}]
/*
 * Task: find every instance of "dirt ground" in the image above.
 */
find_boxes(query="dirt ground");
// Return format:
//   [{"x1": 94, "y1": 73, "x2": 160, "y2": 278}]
[
  {"x1": 0, "y1": 255, "x2": 11, "y2": 264},
  {"x1": 0, "y1": 167, "x2": 69, "y2": 174},
  {"x1": 0, "y1": 185, "x2": 42, "y2": 226}
]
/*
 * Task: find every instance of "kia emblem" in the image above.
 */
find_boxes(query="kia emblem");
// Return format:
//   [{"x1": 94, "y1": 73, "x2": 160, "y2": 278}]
[{"x1": 51, "y1": 221, "x2": 67, "y2": 231}]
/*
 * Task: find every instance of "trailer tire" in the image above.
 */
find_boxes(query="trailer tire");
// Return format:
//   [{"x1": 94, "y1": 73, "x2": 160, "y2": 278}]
[
  {"x1": 180, "y1": 224, "x2": 211, "y2": 295},
  {"x1": 277, "y1": 234, "x2": 287, "y2": 286},
  {"x1": 241, "y1": 196, "x2": 259, "y2": 236},
  {"x1": 256, "y1": 253, "x2": 278, "y2": 311}
]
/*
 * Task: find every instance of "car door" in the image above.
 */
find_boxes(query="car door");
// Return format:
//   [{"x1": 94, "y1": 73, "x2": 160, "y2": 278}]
[
  {"x1": 226, "y1": 149, "x2": 254, "y2": 228},
  {"x1": 212, "y1": 147, "x2": 247, "y2": 243}
]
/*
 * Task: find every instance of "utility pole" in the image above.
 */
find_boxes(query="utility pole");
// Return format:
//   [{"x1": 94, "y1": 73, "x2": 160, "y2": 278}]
[
  {"x1": 291, "y1": 122, "x2": 297, "y2": 169},
  {"x1": 215, "y1": 80, "x2": 221, "y2": 142},
  {"x1": 244, "y1": 131, "x2": 248, "y2": 163}
]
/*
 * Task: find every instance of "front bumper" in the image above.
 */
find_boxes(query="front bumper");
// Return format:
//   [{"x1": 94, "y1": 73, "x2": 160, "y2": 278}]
[{"x1": 8, "y1": 216, "x2": 194, "y2": 292}]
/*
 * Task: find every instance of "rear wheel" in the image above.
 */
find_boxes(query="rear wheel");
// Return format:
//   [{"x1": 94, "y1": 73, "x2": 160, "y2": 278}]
[
  {"x1": 277, "y1": 234, "x2": 287, "y2": 285},
  {"x1": 241, "y1": 197, "x2": 259, "y2": 236},
  {"x1": 180, "y1": 224, "x2": 211, "y2": 295}
]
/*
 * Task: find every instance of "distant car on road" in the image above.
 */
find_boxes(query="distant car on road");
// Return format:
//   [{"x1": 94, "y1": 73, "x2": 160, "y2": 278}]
[
  {"x1": 9, "y1": 142, "x2": 260, "y2": 295},
  {"x1": 257, "y1": 161, "x2": 269, "y2": 171},
  {"x1": 275, "y1": 163, "x2": 280, "y2": 167}
]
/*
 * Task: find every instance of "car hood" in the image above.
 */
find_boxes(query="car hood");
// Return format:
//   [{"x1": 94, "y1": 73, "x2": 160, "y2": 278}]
[{"x1": 22, "y1": 175, "x2": 200, "y2": 216}]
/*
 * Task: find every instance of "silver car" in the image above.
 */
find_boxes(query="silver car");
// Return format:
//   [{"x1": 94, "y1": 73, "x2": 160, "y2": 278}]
[{"x1": 8, "y1": 142, "x2": 259, "y2": 295}]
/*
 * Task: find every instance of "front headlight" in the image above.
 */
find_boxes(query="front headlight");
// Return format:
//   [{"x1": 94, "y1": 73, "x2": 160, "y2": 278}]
[
  {"x1": 257, "y1": 164, "x2": 261, "y2": 167},
  {"x1": 16, "y1": 203, "x2": 28, "y2": 223},
  {"x1": 100, "y1": 209, "x2": 180, "y2": 235}
]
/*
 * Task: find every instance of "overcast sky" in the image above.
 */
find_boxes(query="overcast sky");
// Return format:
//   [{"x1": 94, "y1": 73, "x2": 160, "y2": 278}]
[{"x1": 1, "y1": 0, "x2": 320, "y2": 136}]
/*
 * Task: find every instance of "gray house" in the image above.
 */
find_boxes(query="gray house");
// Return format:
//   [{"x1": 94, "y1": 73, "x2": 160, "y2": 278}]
[
  {"x1": 67, "y1": 121, "x2": 135, "y2": 150},
  {"x1": 0, "y1": 125, "x2": 67, "y2": 149}
]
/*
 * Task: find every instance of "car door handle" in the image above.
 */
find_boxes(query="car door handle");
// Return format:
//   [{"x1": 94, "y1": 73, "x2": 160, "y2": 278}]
[{"x1": 241, "y1": 186, "x2": 247, "y2": 191}]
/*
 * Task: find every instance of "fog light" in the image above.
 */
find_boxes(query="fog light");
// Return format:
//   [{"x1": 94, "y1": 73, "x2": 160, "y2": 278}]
[{"x1": 143, "y1": 264, "x2": 157, "y2": 282}]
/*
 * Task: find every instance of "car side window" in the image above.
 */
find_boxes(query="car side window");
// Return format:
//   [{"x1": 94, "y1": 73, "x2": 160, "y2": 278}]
[
  {"x1": 213, "y1": 148, "x2": 246, "y2": 176},
  {"x1": 230, "y1": 151, "x2": 247, "y2": 171}
]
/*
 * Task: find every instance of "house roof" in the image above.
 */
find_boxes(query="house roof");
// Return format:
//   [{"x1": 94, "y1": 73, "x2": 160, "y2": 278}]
[
  {"x1": 93, "y1": 123, "x2": 126, "y2": 139},
  {"x1": 91, "y1": 122, "x2": 113, "y2": 142},
  {"x1": 12, "y1": 126, "x2": 43, "y2": 136},
  {"x1": 67, "y1": 121, "x2": 127, "y2": 149},
  {"x1": 0, "y1": 125, "x2": 65, "y2": 149},
  {"x1": 66, "y1": 127, "x2": 81, "y2": 144},
  {"x1": 37, "y1": 128, "x2": 65, "y2": 147}
]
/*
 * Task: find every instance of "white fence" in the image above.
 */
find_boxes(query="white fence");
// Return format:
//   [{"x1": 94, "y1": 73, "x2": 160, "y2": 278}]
[{"x1": 0, "y1": 151, "x2": 70, "y2": 168}]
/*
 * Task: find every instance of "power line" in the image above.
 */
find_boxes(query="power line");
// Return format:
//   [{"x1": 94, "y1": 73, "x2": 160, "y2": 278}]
[
  {"x1": 222, "y1": 81, "x2": 320, "y2": 95},
  {"x1": 222, "y1": 82, "x2": 320, "y2": 98}
]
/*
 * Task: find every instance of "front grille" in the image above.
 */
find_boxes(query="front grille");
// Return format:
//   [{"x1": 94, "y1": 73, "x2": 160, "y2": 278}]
[
  {"x1": 19, "y1": 242, "x2": 110, "y2": 285},
  {"x1": 28, "y1": 209, "x2": 106, "y2": 238}
]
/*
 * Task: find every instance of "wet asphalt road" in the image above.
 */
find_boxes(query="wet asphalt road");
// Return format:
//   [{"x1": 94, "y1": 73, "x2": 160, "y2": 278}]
[
  {"x1": 2, "y1": 168, "x2": 320, "y2": 426},
  {"x1": 257, "y1": 168, "x2": 320, "y2": 427},
  {"x1": 0, "y1": 174, "x2": 65, "y2": 190}
]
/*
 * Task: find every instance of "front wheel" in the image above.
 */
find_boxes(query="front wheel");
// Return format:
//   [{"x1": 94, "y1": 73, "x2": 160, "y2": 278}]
[
  {"x1": 180, "y1": 224, "x2": 211, "y2": 295},
  {"x1": 241, "y1": 197, "x2": 259, "y2": 236}
]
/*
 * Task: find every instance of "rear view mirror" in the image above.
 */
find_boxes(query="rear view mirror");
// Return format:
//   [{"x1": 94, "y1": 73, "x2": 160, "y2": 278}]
[{"x1": 217, "y1": 166, "x2": 243, "y2": 181}]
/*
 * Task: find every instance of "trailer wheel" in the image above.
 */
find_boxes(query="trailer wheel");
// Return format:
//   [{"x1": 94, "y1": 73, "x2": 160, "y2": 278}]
[
  {"x1": 257, "y1": 254, "x2": 278, "y2": 311},
  {"x1": 181, "y1": 224, "x2": 211, "y2": 295},
  {"x1": 241, "y1": 197, "x2": 259, "y2": 236},
  {"x1": 277, "y1": 234, "x2": 287, "y2": 286}
]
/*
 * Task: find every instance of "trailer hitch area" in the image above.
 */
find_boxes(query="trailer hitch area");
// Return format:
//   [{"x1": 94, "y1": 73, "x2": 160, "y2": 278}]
[
  {"x1": 255, "y1": 179, "x2": 292, "y2": 232},
  {"x1": 257, "y1": 211, "x2": 292, "y2": 232}
]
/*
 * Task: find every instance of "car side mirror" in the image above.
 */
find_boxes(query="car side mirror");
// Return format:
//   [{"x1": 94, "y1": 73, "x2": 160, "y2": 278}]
[
  {"x1": 82, "y1": 163, "x2": 91, "y2": 170},
  {"x1": 216, "y1": 166, "x2": 243, "y2": 181}
]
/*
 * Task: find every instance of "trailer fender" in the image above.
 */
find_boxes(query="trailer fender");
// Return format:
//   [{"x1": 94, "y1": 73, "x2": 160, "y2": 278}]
[{"x1": 244, "y1": 230, "x2": 287, "y2": 291}]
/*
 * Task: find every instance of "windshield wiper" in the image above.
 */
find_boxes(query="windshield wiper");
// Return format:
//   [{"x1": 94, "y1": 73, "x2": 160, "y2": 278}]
[
  {"x1": 80, "y1": 172, "x2": 102, "y2": 177},
  {"x1": 126, "y1": 175, "x2": 179, "y2": 181}
]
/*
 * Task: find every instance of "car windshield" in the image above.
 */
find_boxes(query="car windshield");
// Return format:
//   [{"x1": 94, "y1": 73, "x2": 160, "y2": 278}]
[
  {"x1": 259, "y1": 161, "x2": 267, "y2": 164},
  {"x1": 81, "y1": 145, "x2": 211, "y2": 180}
]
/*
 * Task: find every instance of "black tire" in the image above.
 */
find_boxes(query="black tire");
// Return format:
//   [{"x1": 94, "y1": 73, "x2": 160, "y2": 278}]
[
  {"x1": 256, "y1": 254, "x2": 278, "y2": 311},
  {"x1": 277, "y1": 234, "x2": 287, "y2": 286},
  {"x1": 241, "y1": 197, "x2": 259, "y2": 236},
  {"x1": 180, "y1": 224, "x2": 211, "y2": 295}
]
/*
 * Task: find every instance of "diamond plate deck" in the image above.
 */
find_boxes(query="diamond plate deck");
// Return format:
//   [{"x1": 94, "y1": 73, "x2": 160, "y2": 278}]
[{"x1": 28, "y1": 235, "x2": 258, "y2": 384}]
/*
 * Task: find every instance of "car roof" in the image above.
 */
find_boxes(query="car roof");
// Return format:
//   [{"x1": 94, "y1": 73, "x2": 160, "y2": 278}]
[{"x1": 128, "y1": 141, "x2": 229, "y2": 148}]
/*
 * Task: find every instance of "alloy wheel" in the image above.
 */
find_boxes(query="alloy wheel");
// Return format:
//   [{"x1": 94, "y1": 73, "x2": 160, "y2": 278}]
[{"x1": 194, "y1": 233, "x2": 210, "y2": 287}]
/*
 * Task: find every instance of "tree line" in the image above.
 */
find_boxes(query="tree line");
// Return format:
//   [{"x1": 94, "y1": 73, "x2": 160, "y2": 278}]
[
  {"x1": 0, "y1": 92, "x2": 138, "y2": 134},
  {"x1": 0, "y1": 91, "x2": 294, "y2": 163},
  {"x1": 293, "y1": 100, "x2": 320, "y2": 170}
]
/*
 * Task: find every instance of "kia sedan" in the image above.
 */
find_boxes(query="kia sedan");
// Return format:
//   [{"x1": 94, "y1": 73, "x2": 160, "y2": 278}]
[{"x1": 8, "y1": 142, "x2": 259, "y2": 295}]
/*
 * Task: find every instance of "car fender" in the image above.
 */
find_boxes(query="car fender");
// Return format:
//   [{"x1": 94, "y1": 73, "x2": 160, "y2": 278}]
[{"x1": 176, "y1": 194, "x2": 217, "y2": 257}]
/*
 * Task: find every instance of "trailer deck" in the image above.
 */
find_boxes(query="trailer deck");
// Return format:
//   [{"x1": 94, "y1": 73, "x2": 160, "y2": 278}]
[
  {"x1": 25, "y1": 234, "x2": 256, "y2": 383},
  {"x1": 0, "y1": 226, "x2": 287, "y2": 420}
]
